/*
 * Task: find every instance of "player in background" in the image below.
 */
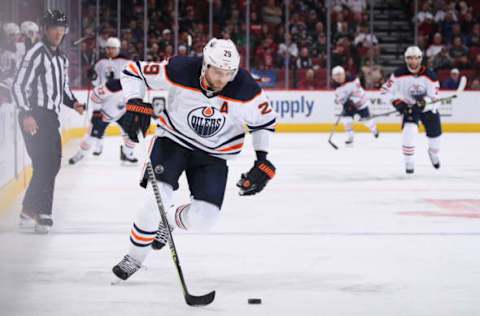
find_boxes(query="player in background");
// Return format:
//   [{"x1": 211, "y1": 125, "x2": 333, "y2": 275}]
[
  {"x1": 332, "y1": 66, "x2": 379, "y2": 145},
  {"x1": 381, "y1": 46, "x2": 441, "y2": 174},
  {"x1": 112, "y1": 38, "x2": 277, "y2": 281},
  {"x1": 86, "y1": 37, "x2": 130, "y2": 156},
  {"x1": 68, "y1": 78, "x2": 138, "y2": 165},
  {"x1": 0, "y1": 23, "x2": 21, "y2": 92},
  {"x1": 20, "y1": 21, "x2": 40, "y2": 51}
]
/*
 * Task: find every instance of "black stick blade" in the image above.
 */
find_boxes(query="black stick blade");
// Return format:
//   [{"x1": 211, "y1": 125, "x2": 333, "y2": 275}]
[
  {"x1": 185, "y1": 291, "x2": 216, "y2": 306},
  {"x1": 328, "y1": 139, "x2": 338, "y2": 150}
]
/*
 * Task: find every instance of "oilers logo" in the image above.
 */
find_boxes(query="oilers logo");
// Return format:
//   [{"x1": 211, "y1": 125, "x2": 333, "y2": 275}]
[
  {"x1": 187, "y1": 106, "x2": 225, "y2": 138},
  {"x1": 408, "y1": 84, "x2": 427, "y2": 101}
]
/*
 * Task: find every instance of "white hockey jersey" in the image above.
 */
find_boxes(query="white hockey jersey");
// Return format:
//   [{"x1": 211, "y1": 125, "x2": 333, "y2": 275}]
[
  {"x1": 121, "y1": 56, "x2": 277, "y2": 159},
  {"x1": 90, "y1": 79, "x2": 125, "y2": 122},
  {"x1": 381, "y1": 66, "x2": 439, "y2": 112},
  {"x1": 333, "y1": 76, "x2": 370, "y2": 109},
  {"x1": 92, "y1": 56, "x2": 130, "y2": 87}
]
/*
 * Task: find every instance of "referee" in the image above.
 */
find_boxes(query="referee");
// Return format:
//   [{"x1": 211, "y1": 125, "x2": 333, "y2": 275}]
[{"x1": 11, "y1": 9, "x2": 85, "y2": 233}]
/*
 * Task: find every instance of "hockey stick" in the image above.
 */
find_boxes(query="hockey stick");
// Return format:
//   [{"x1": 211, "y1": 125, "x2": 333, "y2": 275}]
[
  {"x1": 423, "y1": 76, "x2": 467, "y2": 111},
  {"x1": 141, "y1": 135, "x2": 215, "y2": 306},
  {"x1": 328, "y1": 112, "x2": 343, "y2": 150},
  {"x1": 370, "y1": 109, "x2": 398, "y2": 119}
]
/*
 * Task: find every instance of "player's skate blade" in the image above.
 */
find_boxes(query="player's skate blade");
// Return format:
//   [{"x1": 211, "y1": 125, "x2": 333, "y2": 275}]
[
  {"x1": 120, "y1": 145, "x2": 138, "y2": 164},
  {"x1": 112, "y1": 255, "x2": 143, "y2": 282},
  {"x1": 428, "y1": 151, "x2": 440, "y2": 169},
  {"x1": 34, "y1": 214, "x2": 53, "y2": 234},
  {"x1": 92, "y1": 144, "x2": 103, "y2": 156},
  {"x1": 68, "y1": 151, "x2": 85, "y2": 165},
  {"x1": 19, "y1": 211, "x2": 35, "y2": 229}
]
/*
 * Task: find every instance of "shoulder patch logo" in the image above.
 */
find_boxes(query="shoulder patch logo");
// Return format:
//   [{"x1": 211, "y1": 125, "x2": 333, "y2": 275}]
[{"x1": 188, "y1": 106, "x2": 226, "y2": 138}]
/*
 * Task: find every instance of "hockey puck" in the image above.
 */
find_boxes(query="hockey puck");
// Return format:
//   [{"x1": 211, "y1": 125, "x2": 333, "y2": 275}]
[{"x1": 248, "y1": 298, "x2": 262, "y2": 304}]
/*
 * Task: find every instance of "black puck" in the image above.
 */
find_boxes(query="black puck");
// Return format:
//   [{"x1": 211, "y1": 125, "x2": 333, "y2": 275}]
[{"x1": 248, "y1": 298, "x2": 262, "y2": 304}]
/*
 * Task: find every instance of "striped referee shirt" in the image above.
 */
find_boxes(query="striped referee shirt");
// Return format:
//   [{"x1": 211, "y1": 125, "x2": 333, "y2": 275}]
[{"x1": 11, "y1": 40, "x2": 77, "y2": 114}]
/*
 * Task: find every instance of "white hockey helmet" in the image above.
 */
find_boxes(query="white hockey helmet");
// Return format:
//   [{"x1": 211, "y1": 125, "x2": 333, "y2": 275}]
[
  {"x1": 331, "y1": 65, "x2": 345, "y2": 76},
  {"x1": 106, "y1": 37, "x2": 121, "y2": 48},
  {"x1": 202, "y1": 38, "x2": 240, "y2": 81},
  {"x1": 20, "y1": 21, "x2": 39, "y2": 35},
  {"x1": 3, "y1": 22, "x2": 20, "y2": 36},
  {"x1": 404, "y1": 46, "x2": 423, "y2": 61}
]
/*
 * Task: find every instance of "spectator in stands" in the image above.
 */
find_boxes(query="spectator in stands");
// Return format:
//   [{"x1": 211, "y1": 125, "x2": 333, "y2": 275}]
[
  {"x1": 448, "y1": 23, "x2": 466, "y2": 45},
  {"x1": 469, "y1": 78, "x2": 480, "y2": 90},
  {"x1": 441, "y1": 68, "x2": 461, "y2": 89},
  {"x1": 277, "y1": 33, "x2": 299, "y2": 67},
  {"x1": 331, "y1": 42, "x2": 348, "y2": 67},
  {"x1": 97, "y1": 28, "x2": 110, "y2": 50},
  {"x1": 353, "y1": 24, "x2": 379, "y2": 58},
  {"x1": 296, "y1": 47, "x2": 312, "y2": 69},
  {"x1": 159, "y1": 29, "x2": 173, "y2": 51},
  {"x1": 178, "y1": 44, "x2": 187, "y2": 56},
  {"x1": 472, "y1": 54, "x2": 480, "y2": 77},
  {"x1": 449, "y1": 36, "x2": 469, "y2": 69},
  {"x1": 262, "y1": 0, "x2": 282, "y2": 26},
  {"x1": 466, "y1": 23, "x2": 480, "y2": 48},
  {"x1": 434, "y1": 3, "x2": 448, "y2": 23},
  {"x1": 441, "y1": 11, "x2": 457, "y2": 43},
  {"x1": 297, "y1": 68, "x2": 319, "y2": 90},
  {"x1": 416, "y1": 2, "x2": 434, "y2": 23},
  {"x1": 346, "y1": 0, "x2": 367, "y2": 23},
  {"x1": 361, "y1": 58, "x2": 384, "y2": 89},
  {"x1": 433, "y1": 47, "x2": 453, "y2": 70},
  {"x1": 312, "y1": 33, "x2": 327, "y2": 59},
  {"x1": 426, "y1": 33, "x2": 445, "y2": 59}
]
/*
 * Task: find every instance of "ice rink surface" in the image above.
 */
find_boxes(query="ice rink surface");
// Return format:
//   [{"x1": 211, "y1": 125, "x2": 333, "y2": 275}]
[{"x1": 1, "y1": 132, "x2": 480, "y2": 316}]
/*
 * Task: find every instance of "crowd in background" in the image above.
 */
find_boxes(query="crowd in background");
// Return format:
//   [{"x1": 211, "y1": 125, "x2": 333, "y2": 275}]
[
  {"x1": 80, "y1": 0, "x2": 381, "y2": 89},
  {"x1": 4, "y1": 0, "x2": 480, "y2": 90},
  {"x1": 414, "y1": 0, "x2": 480, "y2": 89}
]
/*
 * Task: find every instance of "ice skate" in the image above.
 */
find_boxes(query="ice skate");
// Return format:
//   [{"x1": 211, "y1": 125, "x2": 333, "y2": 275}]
[
  {"x1": 68, "y1": 150, "x2": 85, "y2": 165},
  {"x1": 405, "y1": 161, "x2": 415, "y2": 174},
  {"x1": 112, "y1": 255, "x2": 143, "y2": 284},
  {"x1": 120, "y1": 145, "x2": 138, "y2": 164},
  {"x1": 19, "y1": 209, "x2": 36, "y2": 229},
  {"x1": 428, "y1": 150, "x2": 440, "y2": 169},
  {"x1": 92, "y1": 142, "x2": 103, "y2": 156},
  {"x1": 345, "y1": 136, "x2": 354, "y2": 146},
  {"x1": 34, "y1": 214, "x2": 53, "y2": 234}
]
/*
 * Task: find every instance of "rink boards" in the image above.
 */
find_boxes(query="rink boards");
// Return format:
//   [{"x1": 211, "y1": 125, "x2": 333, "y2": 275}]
[{"x1": 1, "y1": 89, "x2": 480, "y2": 198}]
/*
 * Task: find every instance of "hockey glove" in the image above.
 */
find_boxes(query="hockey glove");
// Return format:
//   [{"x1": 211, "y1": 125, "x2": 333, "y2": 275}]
[
  {"x1": 237, "y1": 158, "x2": 276, "y2": 196},
  {"x1": 123, "y1": 98, "x2": 153, "y2": 142},
  {"x1": 392, "y1": 99, "x2": 407, "y2": 114}
]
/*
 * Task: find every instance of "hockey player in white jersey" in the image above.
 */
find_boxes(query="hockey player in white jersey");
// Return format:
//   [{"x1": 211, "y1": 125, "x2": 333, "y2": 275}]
[
  {"x1": 332, "y1": 66, "x2": 379, "y2": 145},
  {"x1": 68, "y1": 79, "x2": 138, "y2": 165},
  {"x1": 87, "y1": 37, "x2": 130, "y2": 156},
  {"x1": 381, "y1": 46, "x2": 441, "y2": 174},
  {"x1": 112, "y1": 38, "x2": 277, "y2": 281}
]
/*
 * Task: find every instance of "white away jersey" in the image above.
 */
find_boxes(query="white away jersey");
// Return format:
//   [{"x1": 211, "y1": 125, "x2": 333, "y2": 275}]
[
  {"x1": 92, "y1": 56, "x2": 130, "y2": 87},
  {"x1": 381, "y1": 66, "x2": 439, "y2": 111},
  {"x1": 121, "y1": 56, "x2": 276, "y2": 159},
  {"x1": 333, "y1": 76, "x2": 370, "y2": 109},
  {"x1": 90, "y1": 79, "x2": 125, "y2": 122}
]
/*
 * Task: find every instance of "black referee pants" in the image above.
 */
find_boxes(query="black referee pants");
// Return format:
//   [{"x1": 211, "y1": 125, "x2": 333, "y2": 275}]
[{"x1": 19, "y1": 108, "x2": 62, "y2": 215}]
